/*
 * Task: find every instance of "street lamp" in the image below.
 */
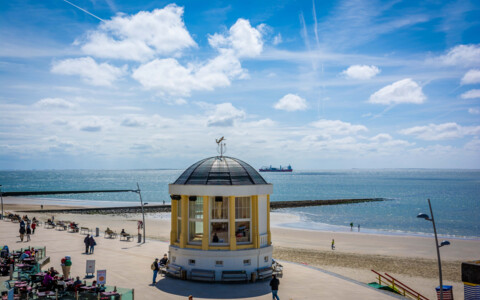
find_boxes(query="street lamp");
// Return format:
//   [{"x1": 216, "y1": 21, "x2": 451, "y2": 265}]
[
  {"x1": 135, "y1": 183, "x2": 146, "y2": 244},
  {"x1": 0, "y1": 184, "x2": 3, "y2": 220},
  {"x1": 417, "y1": 198, "x2": 450, "y2": 300}
]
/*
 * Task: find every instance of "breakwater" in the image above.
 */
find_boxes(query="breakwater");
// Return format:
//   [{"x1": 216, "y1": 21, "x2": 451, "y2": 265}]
[{"x1": 17, "y1": 198, "x2": 384, "y2": 214}]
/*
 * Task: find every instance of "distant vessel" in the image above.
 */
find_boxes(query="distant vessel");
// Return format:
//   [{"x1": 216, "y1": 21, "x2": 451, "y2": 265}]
[{"x1": 259, "y1": 165, "x2": 293, "y2": 172}]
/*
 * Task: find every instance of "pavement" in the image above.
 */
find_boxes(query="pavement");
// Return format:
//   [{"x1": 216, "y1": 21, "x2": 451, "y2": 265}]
[{"x1": 0, "y1": 219, "x2": 400, "y2": 299}]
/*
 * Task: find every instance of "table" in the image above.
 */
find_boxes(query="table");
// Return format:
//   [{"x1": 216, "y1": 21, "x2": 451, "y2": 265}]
[
  {"x1": 37, "y1": 291, "x2": 55, "y2": 296},
  {"x1": 101, "y1": 291, "x2": 120, "y2": 297}
]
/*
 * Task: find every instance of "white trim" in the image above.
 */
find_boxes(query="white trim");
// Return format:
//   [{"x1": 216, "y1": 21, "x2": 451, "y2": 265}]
[{"x1": 169, "y1": 184, "x2": 273, "y2": 196}]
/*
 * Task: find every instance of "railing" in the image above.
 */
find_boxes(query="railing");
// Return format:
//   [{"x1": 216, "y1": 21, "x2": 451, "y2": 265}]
[
  {"x1": 259, "y1": 234, "x2": 268, "y2": 247},
  {"x1": 371, "y1": 269, "x2": 429, "y2": 300}
]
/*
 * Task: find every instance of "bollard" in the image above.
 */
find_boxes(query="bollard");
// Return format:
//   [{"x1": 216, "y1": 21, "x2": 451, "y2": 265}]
[
  {"x1": 95, "y1": 227, "x2": 99, "y2": 237},
  {"x1": 138, "y1": 233, "x2": 142, "y2": 243}
]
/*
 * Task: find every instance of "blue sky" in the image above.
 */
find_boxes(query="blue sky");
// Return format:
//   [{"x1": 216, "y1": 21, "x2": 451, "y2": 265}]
[{"x1": 1, "y1": 0, "x2": 479, "y2": 170}]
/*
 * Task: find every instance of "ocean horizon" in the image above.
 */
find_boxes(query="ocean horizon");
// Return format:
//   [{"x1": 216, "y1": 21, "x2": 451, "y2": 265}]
[{"x1": 1, "y1": 168, "x2": 479, "y2": 240}]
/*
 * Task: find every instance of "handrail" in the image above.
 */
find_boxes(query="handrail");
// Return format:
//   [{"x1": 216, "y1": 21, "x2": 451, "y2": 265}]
[
  {"x1": 371, "y1": 270, "x2": 429, "y2": 300},
  {"x1": 384, "y1": 272, "x2": 429, "y2": 300}
]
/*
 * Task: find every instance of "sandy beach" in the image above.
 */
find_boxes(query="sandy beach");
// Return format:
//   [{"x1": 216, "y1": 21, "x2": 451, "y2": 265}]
[{"x1": 2, "y1": 198, "x2": 479, "y2": 299}]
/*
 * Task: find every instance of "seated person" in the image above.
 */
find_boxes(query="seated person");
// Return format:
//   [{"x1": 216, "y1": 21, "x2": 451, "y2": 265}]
[
  {"x1": 98, "y1": 284, "x2": 106, "y2": 292},
  {"x1": 212, "y1": 232, "x2": 219, "y2": 243},
  {"x1": 49, "y1": 267, "x2": 59, "y2": 276},
  {"x1": 42, "y1": 272, "x2": 54, "y2": 289},
  {"x1": 120, "y1": 229, "x2": 127, "y2": 236},
  {"x1": 159, "y1": 254, "x2": 168, "y2": 266},
  {"x1": 73, "y1": 276, "x2": 82, "y2": 286},
  {"x1": 105, "y1": 227, "x2": 113, "y2": 235},
  {"x1": 19, "y1": 252, "x2": 30, "y2": 261}
]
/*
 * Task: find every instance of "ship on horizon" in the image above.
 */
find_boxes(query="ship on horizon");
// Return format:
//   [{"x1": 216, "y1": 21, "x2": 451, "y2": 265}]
[{"x1": 259, "y1": 164, "x2": 293, "y2": 172}]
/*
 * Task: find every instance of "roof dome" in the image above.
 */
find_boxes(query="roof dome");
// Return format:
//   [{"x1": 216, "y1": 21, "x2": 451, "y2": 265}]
[{"x1": 174, "y1": 156, "x2": 268, "y2": 185}]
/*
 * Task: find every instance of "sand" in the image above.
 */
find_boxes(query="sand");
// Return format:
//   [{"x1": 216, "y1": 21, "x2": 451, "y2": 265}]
[{"x1": 3, "y1": 198, "x2": 480, "y2": 299}]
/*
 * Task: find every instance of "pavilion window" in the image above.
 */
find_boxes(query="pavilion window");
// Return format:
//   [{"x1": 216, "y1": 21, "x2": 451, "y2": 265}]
[
  {"x1": 188, "y1": 196, "x2": 203, "y2": 244},
  {"x1": 177, "y1": 200, "x2": 182, "y2": 242},
  {"x1": 235, "y1": 197, "x2": 251, "y2": 243},
  {"x1": 210, "y1": 196, "x2": 228, "y2": 244}
]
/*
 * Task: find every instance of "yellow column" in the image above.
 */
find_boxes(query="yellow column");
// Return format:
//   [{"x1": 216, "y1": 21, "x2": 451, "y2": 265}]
[
  {"x1": 202, "y1": 196, "x2": 209, "y2": 250},
  {"x1": 267, "y1": 195, "x2": 271, "y2": 245},
  {"x1": 252, "y1": 195, "x2": 259, "y2": 248},
  {"x1": 170, "y1": 197, "x2": 177, "y2": 245},
  {"x1": 229, "y1": 196, "x2": 237, "y2": 250},
  {"x1": 180, "y1": 195, "x2": 188, "y2": 248}
]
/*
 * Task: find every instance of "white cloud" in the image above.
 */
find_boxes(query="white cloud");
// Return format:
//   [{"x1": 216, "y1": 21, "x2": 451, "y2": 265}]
[
  {"x1": 461, "y1": 69, "x2": 480, "y2": 85},
  {"x1": 34, "y1": 98, "x2": 75, "y2": 109},
  {"x1": 51, "y1": 57, "x2": 126, "y2": 86},
  {"x1": 468, "y1": 108, "x2": 480, "y2": 115},
  {"x1": 370, "y1": 133, "x2": 392, "y2": 142},
  {"x1": 310, "y1": 119, "x2": 368, "y2": 137},
  {"x1": 206, "y1": 103, "x2": 246, "y2": 127},
  {"x1": 435, "y1": 44, "x2": 480, "y2": 66},
  {"x1": 77, "y1": 4, "x2": 196, "y2": 61},
  {"x1": 272, "y1": 33, "x2": 282, "y2": 45},
  {"x1": 274, "y1": 94, "x2": 307, "y2": 111},
  {"x1": 342, "y1": 65, "x2": 380, "y2": 79},
  {"x1": 208, "y1": 18, "x2": 264, "y2": 58},
  {"x1": 461, "y1": 89, "x2": 480, "y2": 99},
  {"x1": 369, "y1": 78, "x2": 426, "y2": 105},
  {"x1": 399, "y1": 122, "x2": 480, "y2": 141}
]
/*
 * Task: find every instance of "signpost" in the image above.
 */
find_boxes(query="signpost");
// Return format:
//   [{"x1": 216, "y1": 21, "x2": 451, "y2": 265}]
[
  {"x1": 86, "y1": 260, "x2": 95, "y2": 278},
  {"x1": 97, "y1": 269, "x2": 106, "y2": 285}
]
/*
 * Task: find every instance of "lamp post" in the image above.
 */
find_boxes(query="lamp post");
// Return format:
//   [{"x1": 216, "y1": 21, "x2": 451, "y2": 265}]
[
  {"x1": 417, "y1": 198, "x2": 450, "y2": 300},
  {"x1": 0, "y1": 184, "x2": 3, "y2": 220},
  {"x1": 135, "y1": 183, "x2": 146, "y2": 244}
]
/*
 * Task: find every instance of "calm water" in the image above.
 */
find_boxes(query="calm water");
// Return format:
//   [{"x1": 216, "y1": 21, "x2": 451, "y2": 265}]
[{"x1": 0, "y1": 169, "x2": 479, "y2": 238}]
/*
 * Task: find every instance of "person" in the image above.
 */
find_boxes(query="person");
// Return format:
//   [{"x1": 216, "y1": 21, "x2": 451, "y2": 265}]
[
  {"x1": 270, "y1": 274, "x2": 280, "y2": 300},
  {"x1": 26, "y1": 223, "x2": 31, "y2": 242},
  {"x1": 152, "y1": 258, "x2": 159, "y2": 284},
  {"x1": 19, "y1": 251, "x2": 30, "y2": 261},
  {"x1": 121, "y1": 229, "x2": 126, "y2": 236},
  {"x1": 43, "y1": 271, "x2": 53, "y2": 289},
  {"x1": 19, "y1": 222, "x2": 26, "y2": 242},
  {"x1": 358, "y1": 224, "x2": 360, "y2": 232},
  {"x1": 331, "y1": 239, "x2": 335, "y2": 250},
  {"x1": 31, "y1": 222, "x2": 36, "y2": 234},
  {"x1": 84, "y1": 234, "x2": 90, "y2": 254},
  {"x1": 73, "y1": 276, "x2": 82, "y2": 286},
  {"x1": 188, "y1": 296, "x2": 193, "y2": 300},
  {"x1": 212, "y1": 232, "x2": 219, "y2": 243},
  {"x1": 350, "y1": 222, "x2": 353, "y2": 230},
  {"x1": 41, "y1": 204, "x2": 43, "y2": 210},
  {"x1": 88, "y1": 235, "x2": 96, "y2": 254},
  {"x1": 159, "y1": 254, "x2": 168, "y2": 266}
]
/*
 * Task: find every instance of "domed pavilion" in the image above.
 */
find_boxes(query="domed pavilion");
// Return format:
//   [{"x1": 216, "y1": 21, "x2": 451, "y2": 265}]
[{"x1": 168, "y1": 153, "x2": 273, "y2": 281}]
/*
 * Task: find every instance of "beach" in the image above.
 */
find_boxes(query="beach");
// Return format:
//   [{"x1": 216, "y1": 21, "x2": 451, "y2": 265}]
[{"x1": 3, "y1": 198, "x2": 479, "y2": 299}]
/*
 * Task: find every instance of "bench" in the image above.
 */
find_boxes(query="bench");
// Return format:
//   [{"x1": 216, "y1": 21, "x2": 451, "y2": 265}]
[
  {"x1": 104, "y1": 231, "x2": 117, "y2": 239},
  {"x1": 55, "y1": 223, "x2": 67, "y2": 231},
  {"x1": 45, "y1": 223, "x2": 54, "y2": 229},
  {"x1": 68, "y1": 225, "x2": 79, "y2": 233},
  {"x1": 221, "y1": 270, "x2": 248, "y2": 282},
  {"x1": 80, "y1": 227, "x2": 92, "y2": 235},
  {"x1": 191, "y1": 269, "x2": 215, "y2": 282},
  {"x1": 257, "y1": 266, "x2": 273, "y2": 280},
  {"x1": 120, "y1": 234, "x2": 133, "y2": 241},
  {"x1": 166, "y1": 264, "x2": 183, "y2": 279}
]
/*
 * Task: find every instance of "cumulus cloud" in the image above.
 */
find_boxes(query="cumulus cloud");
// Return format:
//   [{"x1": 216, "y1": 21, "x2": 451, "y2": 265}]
[
  {"x1": 434, "y1": 44, "x2": 480, "y2": 66},
  {"x1": 310, "y1": 119, "x2": 368, "y2": 137},
  {"x1": 51, "y1": 57, "x2": 126, "y2": 86},
  {"x1": 461, "y1": 89, "x2": 480, "y2": 99},
  {"x1": 272, "y1": 33, "x2": 282, "y2": 45},
  {"x1": 368, "y1": 78, "x2": 426, "y2": 105},
  {"x1": 206, "y1": 103, "x2": 245, "y2": 127},
  {"x1": 274, "y1": 94, "x2": 307, "y2": 111},
  {"x1": 77, "y1": 4, "x2": 196, "y2": 61},
  {"x1": 468, "y1": 108, "x2": 480, "y2": 115},
  {"x1": 34, "y1": 98, "x2": 75, "y2": 109},
  {"x1": 399, "y1": 122, "x2": 480, "y2": 141},
  {"x1": 342, "y1": 65, "x2": 380, "y2": 80},
  {"x1": 208, "y1": 18, "x2": 263, "y2": 58},
  {"x1": 461, "y1": 69, "x2": 480, "y2": 85},
  {"x1": 369, "y1": 133, "x2": 392, "y2": 142}
]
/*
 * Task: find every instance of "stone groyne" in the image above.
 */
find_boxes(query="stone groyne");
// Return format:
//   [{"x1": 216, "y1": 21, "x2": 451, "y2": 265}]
[{"x1": 17, "y1": 198, "x2": 384, "y2": 214}]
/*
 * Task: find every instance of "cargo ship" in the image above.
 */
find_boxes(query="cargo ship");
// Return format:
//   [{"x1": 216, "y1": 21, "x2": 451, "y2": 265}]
[{"x1": 259, "y1": 165, "x2": 293, "y2": 172}]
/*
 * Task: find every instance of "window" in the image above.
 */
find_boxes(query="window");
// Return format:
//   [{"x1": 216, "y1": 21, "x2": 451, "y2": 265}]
[
  {"x1": 215, "y1": 261, "x2": 223, "y2": 267},
  {"x1": 264, "y1": 256, "x2": 269, "y2": 263},
  {"x1": 243, "y1": 259, "x2": 251, "y2": 266},
  {"x1": 210, "y1": 197, "x2": 228, "y2": 244},
  {"x1": 177, "y1": 200, "x2": 182, "y2": 242},
  {"x1": 235, "y1": 197, "x2": 251, "y2": 243},
  {"x1": 188, "y1": 259, "x2": 195, "y2": 265},
  {"x1": 172, "y1": 256, "x2": 176, "y2": 263},
  {"x1": 188, "y1": 197, "x2": 203, "y2": 244}
]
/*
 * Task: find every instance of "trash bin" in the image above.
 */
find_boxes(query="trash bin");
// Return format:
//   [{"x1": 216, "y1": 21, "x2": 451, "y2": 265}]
[
  {"x1": 251, "y1": 272, "x2": 257, "y2": 282},
  {"x1": 95, "y1": 227, "x2": 99, "y2": 237},
  {"x1": 436, "y1": 285, "x2": 453, "y2": 300},
  {"x1": 181, "y1": 270, "x2": 187, "y2": 280},
  {"x1": 138, "y1": 234, "x2": 142, "y2": 243}
]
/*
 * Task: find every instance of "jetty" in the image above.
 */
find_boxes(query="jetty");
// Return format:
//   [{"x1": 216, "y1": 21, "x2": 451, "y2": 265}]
[{"x1": 14, "y1": 198, "x2": 385, "y2": 214}]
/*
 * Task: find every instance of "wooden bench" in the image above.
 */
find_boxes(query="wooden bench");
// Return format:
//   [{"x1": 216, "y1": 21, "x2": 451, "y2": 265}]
[
  {"x1": 257, "y1": 266, "x2": 273, "y2": 280},
  {"x1": 104, "y1": 231, "x2": 117, "y2": 239},
  {"x1": 191, "y1": 269, "x2": 215, "y2": 281},
  {"x1": 120, "y1": 234, "x2": 133, "y2": 241},
  {"x1": 55, "y1": 223, "x2": 67, "y2": 231},
  {"x1": 80, "y1": 227, "x2": 92, "y2": 234},
  {"x1": 166, "y1": 264, "x2": 183, "y2": 279},
  {"x1": 221, "y1": 270, "x2": 248, "y2": 282}
]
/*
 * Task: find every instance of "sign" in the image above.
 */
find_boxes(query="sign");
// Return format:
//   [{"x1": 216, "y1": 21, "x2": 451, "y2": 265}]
[
  {"x1": 97, "y1": 269, "x2": 106, "y2": 285},
  {"x1": 86, "y1": 260, "x2": 95, "y2": 275}
]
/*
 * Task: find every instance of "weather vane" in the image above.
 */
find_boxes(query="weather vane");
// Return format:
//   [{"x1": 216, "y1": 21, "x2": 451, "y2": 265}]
[{"x1": 216, "y1": 136, "x2": 226, "y2": 158}]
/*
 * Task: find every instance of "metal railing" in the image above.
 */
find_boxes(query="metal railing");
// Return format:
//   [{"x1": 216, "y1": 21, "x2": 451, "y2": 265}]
[{"x1": 371, "y1": 269, "x2": 429, "y2": 300}]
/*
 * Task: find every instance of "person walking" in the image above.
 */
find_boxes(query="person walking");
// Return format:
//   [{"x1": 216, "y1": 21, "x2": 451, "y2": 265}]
[
  {"x1": 358, "y1": 224, "x2": 360, "y2": 232},
  {"x1": 31, "y1": 222, "x2": 36, "y2": 234},
  {"x1": 151, "y1": 258, "x2": 159, "y2": 284},
  {"x1": 84, "y1": 234, "x2": 90, "y2": 254},
  {"x1": 88, "y1": 235, "x2": 96, "y2": 254},
  {"x1": 26, "y1": 223, "x2": 31, "y2": 242},
  {"x1": 19, "y1": 220, "x2": 26, "y2": 242},
  {"x1": 270, "y1": 274, "x2": 280, "y2": 300},
  {"x1": 331, "y1": 239, "x2": 335, "y2": 250},
  {"x1": 350, "y1": 222, "x2": 353, "y2": 230}
]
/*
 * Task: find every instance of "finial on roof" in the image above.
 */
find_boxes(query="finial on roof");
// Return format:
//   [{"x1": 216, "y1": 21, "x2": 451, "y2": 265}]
[{"x1": 216, "y1": 136, "x2": 226, "y2": 158}]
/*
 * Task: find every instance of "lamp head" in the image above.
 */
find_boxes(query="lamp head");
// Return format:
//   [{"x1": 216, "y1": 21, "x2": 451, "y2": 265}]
[
  {"x1": 417, "y1": 213, "x2": 430, "y2": 220},
  {"x1": 439, "y1": 240, "x2": 450, "y2": 247},
  {"x1": 144, "y1": 203, "x2": 149, "y2": 206}
]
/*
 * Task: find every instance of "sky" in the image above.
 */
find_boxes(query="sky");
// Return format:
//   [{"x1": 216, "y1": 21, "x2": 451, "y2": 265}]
[{"x1": 0, "y1": 0, "x2": 480, "y2": 170}]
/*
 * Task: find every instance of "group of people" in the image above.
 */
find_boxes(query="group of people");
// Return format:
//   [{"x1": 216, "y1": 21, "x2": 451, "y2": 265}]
[
  {"x1": 18, "y1": 215, "x2": 37, "y2": 242},
  {"x1": 350, "y1": 222, "x2": 360, "y2": 231},
  {"x1": 151, "y1": 254, "x2": 169, "y2": 284},
  {"x1": 83, "y1": 234, "x2": 97, "y2": 254}
]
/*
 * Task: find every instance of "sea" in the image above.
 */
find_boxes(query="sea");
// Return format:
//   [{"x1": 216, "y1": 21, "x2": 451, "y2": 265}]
[{"x1": 0, "y1": 169, "x2": 479, "y2": 239}]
